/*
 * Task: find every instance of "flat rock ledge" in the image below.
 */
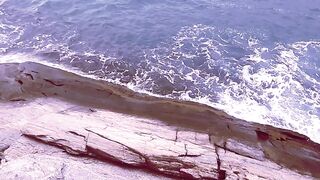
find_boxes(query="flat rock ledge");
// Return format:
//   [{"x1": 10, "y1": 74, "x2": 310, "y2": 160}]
[{"x1": 0, "y1": 62, "x2": 319, "y2": 180}]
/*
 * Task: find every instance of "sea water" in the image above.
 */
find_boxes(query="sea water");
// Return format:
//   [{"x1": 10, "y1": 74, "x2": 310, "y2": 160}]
[{"x1": 0, "y1": 0, "x2": 319, "y2": 142}]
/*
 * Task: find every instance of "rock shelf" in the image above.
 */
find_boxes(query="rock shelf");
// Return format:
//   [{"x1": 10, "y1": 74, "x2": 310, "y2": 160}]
[{"x1": 0, "y1": 62, "x2": 319, "y2": 179}]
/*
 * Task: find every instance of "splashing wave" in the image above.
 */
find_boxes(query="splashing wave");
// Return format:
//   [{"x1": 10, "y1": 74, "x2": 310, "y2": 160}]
[{"x1": 1, "y1": 23, "x2": 319, "y2": 142}]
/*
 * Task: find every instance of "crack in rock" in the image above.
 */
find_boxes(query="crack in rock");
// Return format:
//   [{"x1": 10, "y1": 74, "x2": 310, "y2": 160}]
[
  {"x1": 0, "y1": 145, "x2": 10, "y2": 164},
  {"x1": 43, "y1": 79, "x2": 64, "y2": 87},
  {"x1": 22, "y1": 134, "x2": 86, "y2": 156},
  {"x1": 24, "y1": 73, "x2": 34, "y2": 80},
  {"x1": 214, "y1": 143, "x2": 259, "y2": 161},
  {"x1": 85, "y1": 128, "x2": 147, "y2": 164},
  {"x1": 178, "y1": 144, "x2": 201, "y2": 157},
  {"x1": 214, "y1": 144, "x2": 226, "y2": 180},
  {"x1": 67, "y1": 131, "x2": 86, "y2": 139},
  {"x1": 56, "y1": 163, "x2": 66, "y2": 180}
]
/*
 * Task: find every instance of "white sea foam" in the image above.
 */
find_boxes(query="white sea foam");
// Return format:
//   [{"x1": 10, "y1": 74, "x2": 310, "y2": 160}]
[
  {"x1": 137, "y1": 24, "x2": 320, "y2": 143},
  {"x1": 0, "y1": 24, "x2": 319, "y2": 143},
  {"x1": 0, "y1": 22, "x2": 24, "y2": 53},
  {"x1": 213, "y1": 41, "x2": 320, "y2": 142}
]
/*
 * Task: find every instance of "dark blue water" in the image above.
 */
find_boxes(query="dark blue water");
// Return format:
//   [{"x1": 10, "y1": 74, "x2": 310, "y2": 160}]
[{"x1": 1, "y1": 0, "x2": 319, "y2": 142}]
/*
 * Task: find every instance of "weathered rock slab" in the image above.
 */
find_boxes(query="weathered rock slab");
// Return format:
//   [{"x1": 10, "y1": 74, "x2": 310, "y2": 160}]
[{"x1": 0, "y1": 62, "x2": 319, "y2": 179}]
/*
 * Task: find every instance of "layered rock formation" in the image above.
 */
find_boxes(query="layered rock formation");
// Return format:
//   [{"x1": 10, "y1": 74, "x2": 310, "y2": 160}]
[{"x1": 0, "y1": 62, "x2": 319, "y2": 179}]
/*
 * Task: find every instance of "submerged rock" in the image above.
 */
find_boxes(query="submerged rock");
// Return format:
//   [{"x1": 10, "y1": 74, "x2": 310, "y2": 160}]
[{"x1": 0, "y1": 62, "x2": 319, "y2": 179}]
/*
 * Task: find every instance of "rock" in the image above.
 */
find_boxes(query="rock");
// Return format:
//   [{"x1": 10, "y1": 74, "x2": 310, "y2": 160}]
[
  {"x1": 0, "y1": 137, "x2": 166, "y2": 180},
  {"x1": 0, "y1": 62, "x2": 319, "y2": 179}
]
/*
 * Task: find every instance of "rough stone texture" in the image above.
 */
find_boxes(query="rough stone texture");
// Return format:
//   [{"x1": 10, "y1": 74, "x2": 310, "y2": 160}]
[
  {"x1": 1, "y1": 137, "x2": 166, "y2": 180},
  {"x1": 0, "y1": 62, "x2": 319, "y2": 179}
]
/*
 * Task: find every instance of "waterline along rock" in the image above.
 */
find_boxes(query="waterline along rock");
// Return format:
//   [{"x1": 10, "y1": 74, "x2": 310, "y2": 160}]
[{"x1": 0, "y1": 62, "x2": 319, "y2": 179}]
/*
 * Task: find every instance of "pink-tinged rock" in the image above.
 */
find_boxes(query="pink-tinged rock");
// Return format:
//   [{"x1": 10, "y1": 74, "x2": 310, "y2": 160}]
[{"x1": 0, "y1": 62, "x2": 319, "y2": 179}]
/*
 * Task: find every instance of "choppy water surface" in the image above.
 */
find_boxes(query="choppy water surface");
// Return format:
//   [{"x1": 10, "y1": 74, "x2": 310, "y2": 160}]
[{"x1": 1, "y1": 0, "x2": 320, "y2": 142}]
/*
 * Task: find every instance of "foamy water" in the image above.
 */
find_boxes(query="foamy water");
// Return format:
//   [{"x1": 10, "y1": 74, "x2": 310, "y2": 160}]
[{"x1": 0, "y1": 0, "x2": 319, "y2": 142}]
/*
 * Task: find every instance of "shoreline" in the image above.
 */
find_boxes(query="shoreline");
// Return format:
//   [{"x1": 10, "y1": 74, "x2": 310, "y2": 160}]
[{"x1": 0, "y1": 62, "x2": 319, "y2": 179}]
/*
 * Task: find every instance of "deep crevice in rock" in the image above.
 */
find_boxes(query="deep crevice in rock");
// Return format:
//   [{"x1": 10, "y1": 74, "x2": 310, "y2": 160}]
[{"x1": 214, "y1": 144, "x2": 226, "y2": 180}]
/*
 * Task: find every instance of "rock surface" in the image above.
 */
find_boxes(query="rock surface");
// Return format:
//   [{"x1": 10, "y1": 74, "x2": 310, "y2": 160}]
[{"x1": 0, "y1": 62, "x2": 319, "y2": 179}]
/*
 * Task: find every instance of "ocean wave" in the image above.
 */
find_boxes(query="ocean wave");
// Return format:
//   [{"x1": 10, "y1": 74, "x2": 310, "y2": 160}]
[
  {"x1": 139, "y1": 25, "x2": 320, "y2": 142},
  {"x1": 0, "y1": 24, "x2": 319, "y2": 143}
]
